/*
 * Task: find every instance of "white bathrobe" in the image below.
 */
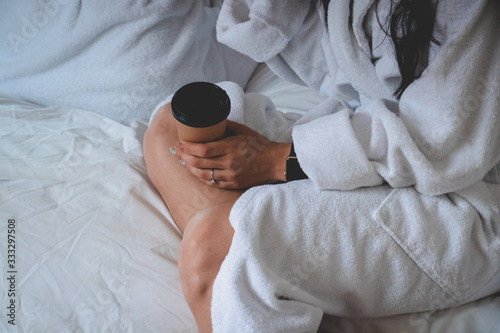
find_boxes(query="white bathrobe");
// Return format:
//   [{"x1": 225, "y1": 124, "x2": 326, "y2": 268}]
[{"x1": 211, "y1": 0, "x2": 500, "y2": 332}]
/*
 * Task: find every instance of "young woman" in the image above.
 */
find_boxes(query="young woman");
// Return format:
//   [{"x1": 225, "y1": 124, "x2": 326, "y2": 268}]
[{"x1": 144, "y1": 0, "x2": 500, "y2": 331}]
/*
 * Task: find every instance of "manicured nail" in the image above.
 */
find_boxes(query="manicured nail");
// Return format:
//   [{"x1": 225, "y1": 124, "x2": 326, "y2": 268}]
[
  {"x1": 179, "y1": 160, "x2": 185, "y2": 166},
  {"x1": 169, "y1": 147, "x2": 176, "y2": 156}
]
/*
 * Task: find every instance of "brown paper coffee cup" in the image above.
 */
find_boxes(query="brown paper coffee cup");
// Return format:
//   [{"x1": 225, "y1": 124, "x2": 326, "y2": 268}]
[
  {"x1": 171, "y1": 82, "x2": 231, "y2": 143},
  {"x1": 175, "y1": 118, "x2": 227, "y2": 143}
]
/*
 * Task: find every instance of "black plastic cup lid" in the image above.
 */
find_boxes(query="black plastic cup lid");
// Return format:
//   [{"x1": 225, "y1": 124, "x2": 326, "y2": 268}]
[{"x1": 171, "y1": 82, "x2": 231, "y2": 128}]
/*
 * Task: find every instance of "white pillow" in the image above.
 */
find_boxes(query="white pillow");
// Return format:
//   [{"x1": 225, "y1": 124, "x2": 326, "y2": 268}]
[{"x1": 0, "y1": 0, "x2": 257, "y2": 122}]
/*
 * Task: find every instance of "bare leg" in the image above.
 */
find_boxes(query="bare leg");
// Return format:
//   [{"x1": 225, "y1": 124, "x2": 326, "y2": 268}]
[
  {"x1": 179, "y1": 201, "x2": 235, "y2": 333},
  {"x1": 143, "y1": 104, "x2": 240, "y2": 331},
  {"x1": 143, "y1": 104, "x2": 243, "y2": 233}
]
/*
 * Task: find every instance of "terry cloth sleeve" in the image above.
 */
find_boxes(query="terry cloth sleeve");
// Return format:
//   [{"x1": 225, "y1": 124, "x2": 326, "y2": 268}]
[
  {"x1": 216, "y1": 0, "x2": 311, "y2": 63},
  {"x1": 217, "y1": 0, "x2": 335, "y2": 94},
  {"x1": 293, "y1": 0, "x2": 500, "y2": 196}
]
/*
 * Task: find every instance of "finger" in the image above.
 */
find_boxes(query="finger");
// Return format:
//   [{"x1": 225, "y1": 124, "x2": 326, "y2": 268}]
[
  {"x1": 187, "y1": 166, "x2": 233, "y2": 183},
  {"x1": 175, "y1": 147, "x2": 229, "y2": 170},
  {"x1": 186, "y1": 166, "x2": 215, "y2": 182},
  {"x1": 201, "y1": 178, "x2": 235, "y2": 189},
  {"x1": 186, "y1": 166, "x2": 244, "y2": 189},
  {"x1": 185, "y1": 166, "x2": 235, "y2": 189},
  {"x1": 177, "y1": 140, "x2": 229, "y2": 158}
]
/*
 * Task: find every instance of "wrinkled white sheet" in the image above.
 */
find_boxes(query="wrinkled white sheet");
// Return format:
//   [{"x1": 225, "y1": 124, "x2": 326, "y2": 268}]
[
  {"x1": 0, "y1": 65, "x2": 499, "y2": 332},
  {"x1": 0, "y1": 95, "x2": 195, "y2": 332}
]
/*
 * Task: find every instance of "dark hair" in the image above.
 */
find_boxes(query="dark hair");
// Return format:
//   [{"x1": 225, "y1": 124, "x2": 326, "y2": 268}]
[{"x1": 320, "y1": 0, "x2": 438, "y2": 99}]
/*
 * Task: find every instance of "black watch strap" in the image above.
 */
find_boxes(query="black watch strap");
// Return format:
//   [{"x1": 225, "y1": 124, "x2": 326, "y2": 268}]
[{"x1": 285, "y1": 143, "x2": 308, "y2": 181}]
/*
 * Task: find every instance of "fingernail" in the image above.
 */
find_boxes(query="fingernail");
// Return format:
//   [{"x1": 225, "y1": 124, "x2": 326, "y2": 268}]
[
  {"x1": 169, "y1": 147, "x2": 176, "y2": 156},
  {"x1": 179, "y1": 160, "x2": 185, "y2": 166},
  {"x1": 176, "y1": 142, "x2": 183, "y2": 149}
]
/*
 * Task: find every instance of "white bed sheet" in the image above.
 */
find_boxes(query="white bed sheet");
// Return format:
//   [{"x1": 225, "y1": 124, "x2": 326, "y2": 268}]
[
  {"x1": 0, "y1": 94, "x2": 196, "y2": 333},
  {"x1": 0, "y1": 65, "x2": 499, "y2": 332}
]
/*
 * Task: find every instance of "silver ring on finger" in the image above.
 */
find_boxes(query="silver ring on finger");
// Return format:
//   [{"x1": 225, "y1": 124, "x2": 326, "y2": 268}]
[{"x1": 211, "y1": 169, "x2": 216, "y2": 185}]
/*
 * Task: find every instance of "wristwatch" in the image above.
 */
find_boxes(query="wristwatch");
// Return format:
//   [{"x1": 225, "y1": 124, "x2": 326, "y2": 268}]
[{"x1": 285, "y1": 143, "x2": 308, "y2": 181}]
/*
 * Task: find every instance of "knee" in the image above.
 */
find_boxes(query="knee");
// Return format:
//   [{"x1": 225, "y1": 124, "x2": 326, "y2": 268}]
[
  {"x1": 143, "y1": 104, "x2": 177, "y2": 178},
  {"x1": 178, "y1": 209, "x2": 217, "y2": 300},
  {"x1": 144, "y1": 104, "x2": 174, "y2": 147},
  {"x1": 178, "y1": 206, "x2": 231, "y2": 303}
]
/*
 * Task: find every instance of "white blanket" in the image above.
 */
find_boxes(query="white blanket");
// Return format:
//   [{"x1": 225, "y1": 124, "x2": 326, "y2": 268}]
[{"x1": 211, "y1": 0, "x2": 500, "y2": 331}]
